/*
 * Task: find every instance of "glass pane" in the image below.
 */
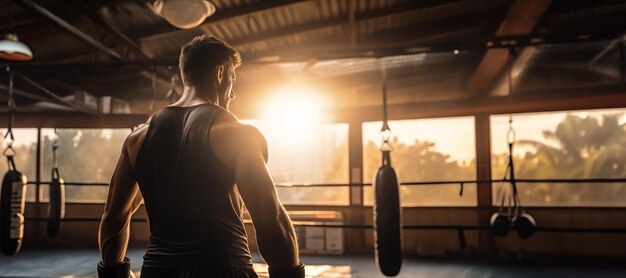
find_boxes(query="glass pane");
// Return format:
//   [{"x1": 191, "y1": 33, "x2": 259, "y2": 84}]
[
  {"x1": 25, "y1": 182, "x2": 36, "y2": 203},
  {"x1": 491, "y1": 109, "x2": 626, "y2": 206},
  {"x1": 243, "y1": 120, "x2": 350, "y2": 205},
  {"x1": 0, "y1": 129, "x2": 37, "y2": 202},
  {"x1": 363, "y1": 118, "x2": 477, "y2": 206},
  {"x1": 277, "y1": 187, "x2": 349, "y2": 206},
  {"x1": 41, "y1": 128, "x2": 130, "y2": 182},
  {"x1": 38, "y1": 185, "x2": 108, "y2": 204},
  {"x1": 41, "y1": 128, "x2": 131, "y2": 203}
]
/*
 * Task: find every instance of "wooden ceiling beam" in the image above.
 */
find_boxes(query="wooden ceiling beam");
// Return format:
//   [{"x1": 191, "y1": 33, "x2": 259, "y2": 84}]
[
  {"x1": 335, "y1": 84, "x2": 626, "y2": 123},
  {"x1": 465, "y1": 0, "x2": 552, "y2": 96},
  {"x1": 0, "y1": 113, "x2": 147, "y2": 129},
  {"x1": 4, "y1": 84, "x2": 624, "y2": 127},
  {"x1": 488, "y1": 46, "x2": 536, "y2": 96}
]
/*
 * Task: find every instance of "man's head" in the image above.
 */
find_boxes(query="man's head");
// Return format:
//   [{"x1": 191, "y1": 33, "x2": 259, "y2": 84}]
[{"x1": 179, "y1": 35, "x2": 241, "y2": 109}]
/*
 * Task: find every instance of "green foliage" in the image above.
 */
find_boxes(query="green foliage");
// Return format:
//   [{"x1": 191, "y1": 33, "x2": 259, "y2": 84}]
[
  {"x1": 0, "y1": 132, "x2": 37, "y2": 183},
  {"x1": 364, "y1": 137, "x2": 474, "y2": 183},
  {"x1": 363, "y1": 137, "x2": 476, "y2": 206},
  {"x1": 497, "y1": 114, "x2": 626, "y2": 206}
]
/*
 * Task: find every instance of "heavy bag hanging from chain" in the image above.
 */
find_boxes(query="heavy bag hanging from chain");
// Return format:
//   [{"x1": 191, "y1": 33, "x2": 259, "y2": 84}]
[
  {"x1": 0, "y1": 156, "x2": 27, "y2": 256},
  {"x1": 47, "y1": 134, "x2": 65, "y2": 237},
  {"x1": 1, "y1": 68, "x2": 28, "y2": 256},
  {"x1": 374, "y1": 150, "x2": 402, "y2": 276},
  {"x1": 47, "y1": 168, "x2": 65, "y2": 237},
  {"x1": 373, "y1": 68, "x2": 402, "y2": 276}
]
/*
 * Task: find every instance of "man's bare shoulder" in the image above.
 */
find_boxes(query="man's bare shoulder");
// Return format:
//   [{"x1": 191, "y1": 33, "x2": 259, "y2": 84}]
[
  {"x1": 210, "y1": 116, "x2": 265, "y2": 144},
  {"x1": 212, "y1": 112, "x2": 265, "y2": 143},
  {"x1": 210, "y1": 113, "x2": 268, "y2": 166},
  {"x1": 127, "y1": 120, "x2": 150, "y2": 145},
  {"x1": 124, "y1": 119, "x2": 152, "y2": 165}
]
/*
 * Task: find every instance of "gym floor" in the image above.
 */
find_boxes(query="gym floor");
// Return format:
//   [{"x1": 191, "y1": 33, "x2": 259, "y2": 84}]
[{"x1": 1, "y1": 249, "x2": 625, "y2": 277}]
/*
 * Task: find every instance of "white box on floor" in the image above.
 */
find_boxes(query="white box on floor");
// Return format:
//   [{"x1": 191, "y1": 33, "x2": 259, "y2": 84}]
[
  {"x1": 305, "y1": 238, "x2": 325, "y2": 251},
  {"x1": 325, "y1": 227, "x2": 343, "y2": 251},
  {"x1": 305, "y1": 227, "x2": 325, "y2": 238}
]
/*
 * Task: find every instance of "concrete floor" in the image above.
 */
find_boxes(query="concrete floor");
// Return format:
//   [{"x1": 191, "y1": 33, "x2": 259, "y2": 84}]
[{"x1": 0, "y1": 249, "x2": 625, "y2": 277}]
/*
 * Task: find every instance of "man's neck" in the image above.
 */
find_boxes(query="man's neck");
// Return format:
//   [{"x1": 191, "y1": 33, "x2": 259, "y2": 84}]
[{"x1": 172, "y1": 86, "x2": 218, "y2": 107}]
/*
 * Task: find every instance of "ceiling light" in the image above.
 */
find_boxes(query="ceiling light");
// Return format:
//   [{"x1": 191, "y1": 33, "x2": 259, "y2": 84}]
[
  {"x1": 152, "y1": 0, "x2": 216, "y2": 29},
  {"x1": 0, "y1": 34, "x2": 33, "y2": 61}
]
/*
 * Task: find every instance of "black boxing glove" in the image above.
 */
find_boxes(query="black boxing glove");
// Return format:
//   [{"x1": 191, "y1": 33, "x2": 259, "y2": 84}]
[
  {"x1": 269, "y1": 262, "x2": 305, "y2": 278},
  {"x1": 97, "y1": 257, "x2": 135, "y2": 278}
]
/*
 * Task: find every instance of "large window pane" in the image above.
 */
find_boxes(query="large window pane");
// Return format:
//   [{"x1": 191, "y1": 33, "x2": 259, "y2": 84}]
[
  {"x1": 0, "y1": 129, "x2": 37, "y2": 202},
  {"x1": 41, "y1": 128, "x2": 130, "y2": 203},
  {"x1": 491, "y1": 109, "x2": 626, "y2": 206},
  {"x1": 363, "y1": 117, "x2": 477, "y2": 206},
  {"x1": 244, "y1": 120, "x2": 349, "y2": 205}
]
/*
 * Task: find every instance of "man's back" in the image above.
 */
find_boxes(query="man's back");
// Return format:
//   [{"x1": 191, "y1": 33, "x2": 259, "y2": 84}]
[
  {"x1": 98, "y1": 35, "x2": 301, "y2": 278},
  {"x1": 134, "y1": 104, "x2": 252, "y2": 269}
]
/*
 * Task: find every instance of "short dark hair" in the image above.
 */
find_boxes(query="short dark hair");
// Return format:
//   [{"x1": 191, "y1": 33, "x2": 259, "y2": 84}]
[{"x1": 179, "y1": 35, "x2": 241, "y2": 85}]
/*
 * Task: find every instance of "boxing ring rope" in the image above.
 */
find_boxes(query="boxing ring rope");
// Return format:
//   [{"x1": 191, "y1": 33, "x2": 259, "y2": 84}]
[
  {"x1": 20, "y1": 217, "x2": 626, "y2": 234},
  {"x1": 25, "y1": 178, "x2": 626, "y2": 187}
]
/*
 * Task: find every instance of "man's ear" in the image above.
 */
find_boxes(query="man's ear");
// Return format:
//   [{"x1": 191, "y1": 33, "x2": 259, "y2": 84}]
[{"x1": 216, "y1": 64, "x2": 225, "y2": 84}]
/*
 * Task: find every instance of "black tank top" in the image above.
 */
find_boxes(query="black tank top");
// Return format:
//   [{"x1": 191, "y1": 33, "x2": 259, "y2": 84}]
[{"x1": 135, "y1": 104, "x2": 252, "y2": 268}]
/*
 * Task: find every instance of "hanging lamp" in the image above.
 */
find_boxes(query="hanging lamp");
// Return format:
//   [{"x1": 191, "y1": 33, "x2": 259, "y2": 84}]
[
  {"x1": 0, "y1": 34, "x2": 33, "y2": 61},
  {"x1": 152, "y1": 0, "x2": 216, "y2": 29}
]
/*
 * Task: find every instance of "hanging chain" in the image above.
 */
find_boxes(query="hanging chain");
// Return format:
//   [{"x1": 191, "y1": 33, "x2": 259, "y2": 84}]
[
  {"x1": 3, "y1": 67, "x2": 16, "y2": 157},
  {"x1": 51, "y1": 128, "x2": 62, "y2": 180},
  {"x1": 381, "y1": 67, "x2": 389, "y2": 132},
  {"x1": 3, "y1": 67, "x2": 17, "y2": 170},
  {"x1": 483, "y1": 48, "x2": 522, "y2": 215},
  {"x1": 379, "y1": 67, "x2": 393, "y2": 154},
  {"x1": 52, "y1": 128, "x2": 59, "y2": 168},
  {"x1": 506, "y1": 47, "x2": 516, "y2": 145},
  {"x1": 507, "y1": 115, "x2": 516, "y2": 145},
  {"x1": 379, "y1": 67, "x2": 394, "y2": 166},
  {"x1": 505, "y1": 47, "x2": 526, "y2": 215}
]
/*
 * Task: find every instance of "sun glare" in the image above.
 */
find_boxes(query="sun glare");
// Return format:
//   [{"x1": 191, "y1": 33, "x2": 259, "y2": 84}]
[{"x1": 260, "y1": 86, "x2": 328, "y2": 144}]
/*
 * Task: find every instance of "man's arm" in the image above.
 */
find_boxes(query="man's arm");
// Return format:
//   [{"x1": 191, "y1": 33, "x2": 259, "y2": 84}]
[
  {"x1": 211, "y1": 121, "x2": 300, "y2": 270},
  {"x1": 98, "y1": 142, "x2": 143, "y2": 266}
]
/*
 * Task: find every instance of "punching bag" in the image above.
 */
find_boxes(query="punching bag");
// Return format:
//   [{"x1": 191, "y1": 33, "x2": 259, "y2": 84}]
[
  {"x1": 373, "y1": 151, "x2": 402, "y2": 276},
  {"x1": 47, "y1": 168, "x2": 65, "y2": 237},
  {"x1": 0, "y1": 158, "x2": 28, "y2": 256}
]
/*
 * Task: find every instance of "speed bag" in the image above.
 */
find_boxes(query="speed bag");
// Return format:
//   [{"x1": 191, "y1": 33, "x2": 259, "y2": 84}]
[
  {"x1": 373, "y1": 164, "x2": 402, "y2": 276},
  {"x1": 47, "y1": 175, "x2": 65, "y2": 237},
  {"x1": 0, "y1": 170, "x2": 27, "y2": 256}
]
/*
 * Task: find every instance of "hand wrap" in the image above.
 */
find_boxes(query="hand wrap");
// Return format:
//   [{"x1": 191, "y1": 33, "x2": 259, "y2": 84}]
[
  {"x1": 269, "y1": 262, "x2": 305, "y2": 278},
  {"x1": 97, "y1": 258, "x2": 135, "y2": 278}
]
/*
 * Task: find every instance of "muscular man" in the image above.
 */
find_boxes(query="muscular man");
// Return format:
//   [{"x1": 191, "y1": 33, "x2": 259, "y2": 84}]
[{"x1": 97, "y1": 35, "x2": 303, "y2": 278}]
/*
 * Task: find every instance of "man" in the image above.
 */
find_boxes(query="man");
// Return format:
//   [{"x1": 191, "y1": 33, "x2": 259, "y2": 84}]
[{"x1": 97, "y1": 35, "x2": 303, "y2": 278}]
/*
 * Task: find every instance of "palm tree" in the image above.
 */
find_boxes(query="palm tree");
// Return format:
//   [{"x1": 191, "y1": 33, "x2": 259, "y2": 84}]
[{"x1": 514, "y1": 113, "x2": 626, "y2": 205}]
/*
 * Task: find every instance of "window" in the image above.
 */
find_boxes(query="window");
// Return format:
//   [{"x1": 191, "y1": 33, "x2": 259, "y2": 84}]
[
  {"x1": 0, "y1": 129, "x2": 37, "y2": 202},
  {"x1": 39, "y1": 129, "x2": 131, "y2": 203},
  {"x1": 491, "y1": 109, "x2": 626, "y2": 206},
  {"x1": 244, "y1": 120, "x2": 350, "y2": 205},
  {"x1": 363, "y1": 117, "x2": 477, "y2": 206}
]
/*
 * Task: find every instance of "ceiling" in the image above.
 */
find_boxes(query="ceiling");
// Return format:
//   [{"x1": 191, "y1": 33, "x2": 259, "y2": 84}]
[{"x1": 0, "y1": 0, "x2": 625, "y2": 119}]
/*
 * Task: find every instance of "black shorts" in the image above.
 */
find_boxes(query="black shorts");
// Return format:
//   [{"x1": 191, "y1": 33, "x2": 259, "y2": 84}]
[{"x1": 140, "y1": 265, "x2": 258, "y2": 278}]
